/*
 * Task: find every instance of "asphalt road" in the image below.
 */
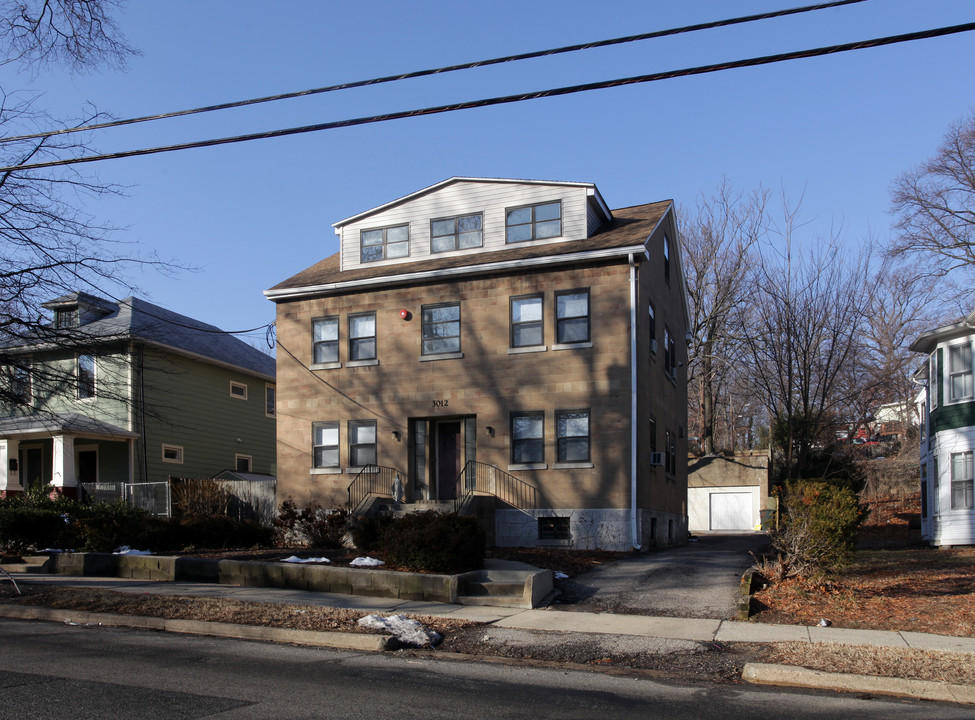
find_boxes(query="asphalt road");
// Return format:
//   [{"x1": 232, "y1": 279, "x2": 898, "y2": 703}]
[
  {"x1": 2, "y1": 618, "x2": 971, "y2": 719},
  {"x1": 557, "y1": 533, "x2": 770, "y2": 617}
]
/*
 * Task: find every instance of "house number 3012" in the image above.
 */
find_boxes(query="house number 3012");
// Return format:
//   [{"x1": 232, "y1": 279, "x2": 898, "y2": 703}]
[{"x1": 432, "y1": 400, "x2": 448, "y2": 408}]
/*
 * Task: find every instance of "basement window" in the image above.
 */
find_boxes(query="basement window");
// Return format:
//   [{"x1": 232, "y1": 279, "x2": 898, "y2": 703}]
[{"x1": 538, "y1": 517, "x2": 571, "y2": 541}]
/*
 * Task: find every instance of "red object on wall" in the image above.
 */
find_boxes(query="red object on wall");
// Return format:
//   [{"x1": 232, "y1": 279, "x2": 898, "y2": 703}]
[{"x1": 400, "y1": 309, "x2": 409, "y2": 320}]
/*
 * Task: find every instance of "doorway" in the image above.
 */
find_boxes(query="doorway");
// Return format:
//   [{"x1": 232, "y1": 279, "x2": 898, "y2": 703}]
[
  {"x1": 435, "y1": 421, "x2": 461, "y2": 500},
  {"x1": 20, "y1": 446, "x2": 45, "y2": 490},
  {"x1": 77, "y1": 446, "x2": 98, "y2": 486}
]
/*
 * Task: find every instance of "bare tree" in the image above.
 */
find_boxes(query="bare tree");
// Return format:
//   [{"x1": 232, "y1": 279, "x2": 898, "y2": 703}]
[
  {"x1": 889, "y1": 111, "x2": 975, "y2": 283},
  {"x1": 740, "y1": 201, "x2": 872, "y2": 478},
  {"x1": 0, "y1": 0, "x2": 134, "y2": 72},
  {"x1": 680, "y1": 180, "x2": 766, "y2": 454},
  {"x1": 0, "y1": 1, "x2": 149, "y2": 409}
]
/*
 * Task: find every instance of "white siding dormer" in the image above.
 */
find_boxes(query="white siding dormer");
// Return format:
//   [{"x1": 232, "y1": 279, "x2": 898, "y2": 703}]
[{"x1": 335, "y1": 178, "x2": 609, "y2": 271}]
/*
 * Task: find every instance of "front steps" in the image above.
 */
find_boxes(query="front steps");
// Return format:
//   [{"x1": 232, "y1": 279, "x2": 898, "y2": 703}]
[
  {"x1": 0, "y1": 555, "x2": 52, "y2": 573},
  {"x1": 456, "y1": 560, "x2": 555, "y2": 609}
]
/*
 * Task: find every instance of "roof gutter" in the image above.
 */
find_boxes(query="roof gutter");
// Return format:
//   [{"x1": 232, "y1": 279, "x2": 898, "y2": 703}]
[
  {"x1": 629, "y1": 252, "x2": 642, "y2": 551},
  {"x1": 264, "y1": 244, "x2": 649, "y2": 302}
]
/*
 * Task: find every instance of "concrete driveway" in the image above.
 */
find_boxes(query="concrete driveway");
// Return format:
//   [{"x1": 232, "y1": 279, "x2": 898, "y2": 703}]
[{"x1": 554, "y1": 533, "x2": 770, "y2": 619}]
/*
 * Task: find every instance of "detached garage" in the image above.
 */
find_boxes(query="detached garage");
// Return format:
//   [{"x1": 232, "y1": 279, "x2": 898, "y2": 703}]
[{"x1": 687, "y1": 451, "x2": 770, "y2": 534}]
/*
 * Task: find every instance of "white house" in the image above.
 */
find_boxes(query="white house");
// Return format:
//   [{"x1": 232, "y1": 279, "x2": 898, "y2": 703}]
[{"x1": 911, "y1": 310, "x2": 975, "y2": 546}]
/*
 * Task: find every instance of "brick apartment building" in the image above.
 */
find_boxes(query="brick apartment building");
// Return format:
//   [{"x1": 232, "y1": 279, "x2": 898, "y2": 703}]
[{"x1": 265, "y1": 178, "x2": 689, "y2": 551}]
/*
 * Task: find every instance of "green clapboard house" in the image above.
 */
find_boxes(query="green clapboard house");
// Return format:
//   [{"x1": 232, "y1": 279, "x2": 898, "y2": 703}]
[{"x1": 0, "y1": 292, "x2": 276, "y2": 503}]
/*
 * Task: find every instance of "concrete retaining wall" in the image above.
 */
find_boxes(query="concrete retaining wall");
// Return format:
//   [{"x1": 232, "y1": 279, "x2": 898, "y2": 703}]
[{"x1": 49, "y1": 554, "x2": 459, "y2": 604}]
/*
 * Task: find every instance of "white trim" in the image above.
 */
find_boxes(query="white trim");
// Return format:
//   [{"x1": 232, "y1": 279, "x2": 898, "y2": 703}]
[
  {"x1": 552, "y1": 462, "x2": 594, "y2": 469},
  {"x1": 235, "y1": 453, "x2": 253, "y2": 473},
  {"x1": 946, "y1": 340, "x2": 974, "y2": 405},
  {"x1": 552, "y1": 341, "x2": 593, "y2": 351},
  {"x1": 347, "y1": 359, "x2": 380, "y2": 368},
  {"x1": 311, "y1": 362, "x2": 342, "y2": 371},
  {"x1": 508, "y1": 463, "x2": 547, "y2": 471},
  {"x1": 418, "y1": 352, "x2": 464, "y2": 362},
  {"x1": 507, "y1": 345, "x2": 547, "y2": 355},
  {"x1": 161, "y1": 444, "x2": 184, "y2": 464},
  {"x1": 264, "y1": 244, "x2": 650, "y2": 301},
  {"x1": 311, "y1": 467, "x2": 343, "y2": 475}
]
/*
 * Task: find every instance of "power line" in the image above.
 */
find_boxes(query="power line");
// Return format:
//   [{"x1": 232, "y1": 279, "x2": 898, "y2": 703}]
[
  {"x1": 2, "y1": 20, "x2": 973, "y2": 174},
  {"x1": 0, "y1": 0, "x2": 867, "y2": 146}
]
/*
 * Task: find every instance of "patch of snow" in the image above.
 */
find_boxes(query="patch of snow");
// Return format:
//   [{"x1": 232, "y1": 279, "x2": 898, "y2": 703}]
[
  {"x1": 280, "y1": 556, "x2": 331, "y2": 564},
  {"x1": 554, "y1": 571, "x2": 569, "y2": 580},
  {"x1": 113, "y1": 546, "x2": 152, "y2": 555},
  {"x1": 350, "y1": 556, "x2": 385, "y2": 567},
  {"x1": 358, "y1": 614, "x2": 442, "y2": 647}
]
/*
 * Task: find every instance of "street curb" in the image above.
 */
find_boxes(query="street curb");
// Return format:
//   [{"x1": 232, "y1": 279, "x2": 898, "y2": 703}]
[
  {"x1": 742, "y1": 662, "x2": 975, "y2": 705},
  {"x1": 0, "y1": 604, "x2": 394, "y2": 652}
]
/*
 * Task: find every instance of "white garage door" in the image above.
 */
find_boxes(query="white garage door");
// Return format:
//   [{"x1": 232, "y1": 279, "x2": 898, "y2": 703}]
[{"x1": 710, "y1": 492, "x2": 753, "y2": 531}]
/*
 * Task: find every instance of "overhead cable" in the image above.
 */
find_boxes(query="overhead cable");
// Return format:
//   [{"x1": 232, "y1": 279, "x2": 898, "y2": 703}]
[
  {"x1": 0, "y1": 0, "x2": 867, "y2": 146},
  {"x1": 2, "y1": 20, "x2": 973, "y2": 174}
]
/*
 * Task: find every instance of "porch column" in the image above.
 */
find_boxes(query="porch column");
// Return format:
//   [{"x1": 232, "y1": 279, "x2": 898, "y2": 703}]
[
  {"x1": 52, "y1": 434, "x2": 77, "y2": 495},
  {"x1": 0, "y1": 438, "x2": 23, "y2": 494}
]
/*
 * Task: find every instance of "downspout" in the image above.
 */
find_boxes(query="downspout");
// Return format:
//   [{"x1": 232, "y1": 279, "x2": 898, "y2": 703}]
[{"x1": 629, "y1": 253, "x2": 642, "y2": 550}]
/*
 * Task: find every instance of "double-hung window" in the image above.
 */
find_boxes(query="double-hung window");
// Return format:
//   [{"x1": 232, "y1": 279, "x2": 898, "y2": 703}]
[
  {"x1": 663, "y1": 234, "x2": 671, "y2": 282},
  {"x1": 511, "y1": 411, "x2": 544, "y2": 464},
  {"x1": 930, "y1": 352, "x2": 939, "y2": 410},
  {"x1": 360, "y1": 224, "x2": 409, "y2": 263},
  {"x1": 648, "y1": 302, "x2": 657, "y2": 353},
  {"x1": 511, "y1": 295, "x2": 543, "y2": 348},
  {"x1": 557, "y1": 409, "x2": 590, "y2": 463},
  {"x1": 506, "y1": 201, "x2": 561, "y2": 243},
  {"x1": 77, "y1": 354, "x2": 96, "y2": 399},
  {"x1": 431, "y1": 213, "x2": 482, "y2": 252},
  {"x1": 664, "y1": 328, "x2": 676, "y2": 378},
  {"x1": 421, "y1": 303, "x2": 461, "y2": 355},
  {"x1": 951, "y1": 451, "x2": 974, "y2": 510},
  {"x1": 313, "y1": 422, "x2": 339, "y2": 469},
  {"x1": 949, "y1": 343, "x2": 973, "y2": 402},
  {"x1": 555, "y1": 290, "x2": 590, "y2": 345},
  {"x1": 349, "y1": 421, "x2": 377, "y2": 467},
  {"x1": 665, "y1": 429, "x2": 677, "y2": 475},
  {"x1": 349, "y1": 312, "x2": 377, "y2": 362},
  {"x1": 10, "y1": 362, "x2": 31, "y2": 404},
  {"x1": 265, "y1": 385, "x2": 276, "y2": 417},
  {"x1": 313, "y1": 316, "x2": 339, "y2": 364}
]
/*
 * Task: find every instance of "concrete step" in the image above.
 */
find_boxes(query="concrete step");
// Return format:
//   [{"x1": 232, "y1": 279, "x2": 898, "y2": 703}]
[
  {"x1": 455, "y1": 594, "x2": 528, "y2": 608},
  {"x1": 462, "y1": 580, "x2": 526, "y2": 597},
  {"x1": 0, "y1": 555, "x2": 51, "y2": 573}
]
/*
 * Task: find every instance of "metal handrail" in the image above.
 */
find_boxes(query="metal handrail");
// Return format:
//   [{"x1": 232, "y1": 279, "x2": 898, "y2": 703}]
[
  {"x1": 453, "y1": 460, "x2": 550, "y2": 514},
  {"x1": 0, "y1": 567, "x2": 21, "y2": 595},
  {"x1": 347, "y1": 465, "x2": 404, "y2": 514}
]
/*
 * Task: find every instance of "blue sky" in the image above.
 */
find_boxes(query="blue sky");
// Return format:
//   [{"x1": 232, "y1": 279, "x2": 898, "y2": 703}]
[{"x1": 5, "y1": 0, "x2": 974, "y2": 347}]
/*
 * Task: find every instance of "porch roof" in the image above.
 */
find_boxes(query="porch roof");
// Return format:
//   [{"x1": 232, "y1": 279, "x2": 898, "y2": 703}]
[{"x1": 0, "y1": 413, "x2": 139, "y2": 440}]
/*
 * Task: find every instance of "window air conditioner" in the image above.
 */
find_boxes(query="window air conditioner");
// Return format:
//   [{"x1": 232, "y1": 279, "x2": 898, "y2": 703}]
[{"x1": 650, "y1": 452, "x2": 665, "y2": 466}]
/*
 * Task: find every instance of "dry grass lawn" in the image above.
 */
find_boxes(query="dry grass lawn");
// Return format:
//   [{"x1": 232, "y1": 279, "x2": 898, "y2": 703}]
[{"x1": 752, "y1": 544, "x2": 975, "y2": 637}]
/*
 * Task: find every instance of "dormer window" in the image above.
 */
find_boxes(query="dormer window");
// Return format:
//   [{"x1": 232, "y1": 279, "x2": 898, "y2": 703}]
[
  {"x1": 431, "y1": 213, "x2": 483, "y2": 253},
  {"x1": 506, "y1": 201, "x2": 561, "y2": 243},
  {"x1": 361, "y1": 224, "x2": 409, "y2": 263},
  {"x1": 54, "y1": 307, "x2": 78, "y2": 329}
]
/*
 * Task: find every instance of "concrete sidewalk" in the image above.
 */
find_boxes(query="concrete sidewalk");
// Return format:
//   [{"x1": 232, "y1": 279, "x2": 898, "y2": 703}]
[
  {"x1": 4, "y1": 572, "x2": 975, "y2": 705},
  {"x1": 7, "y1": 571, "x2": 975, "y2": 653}
]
